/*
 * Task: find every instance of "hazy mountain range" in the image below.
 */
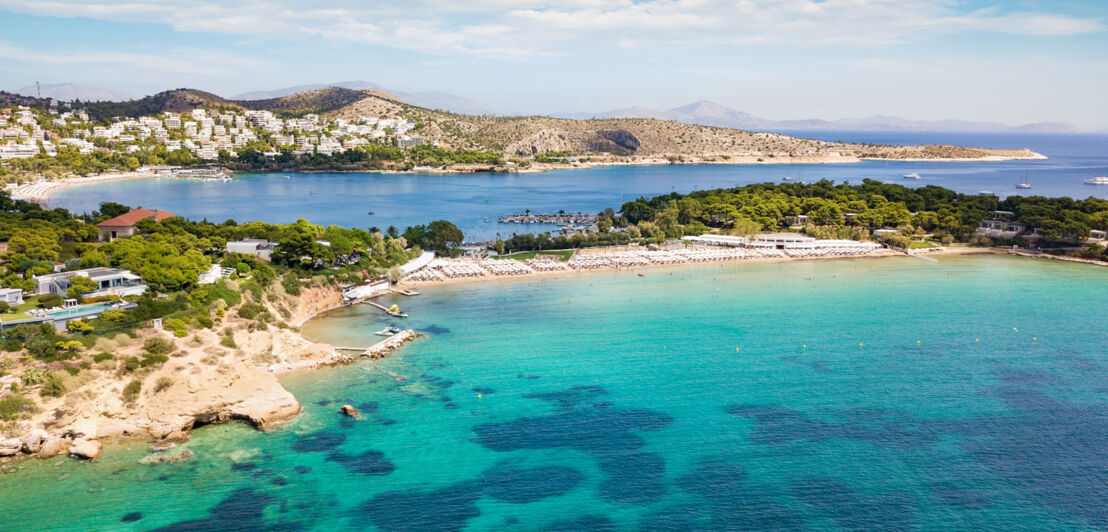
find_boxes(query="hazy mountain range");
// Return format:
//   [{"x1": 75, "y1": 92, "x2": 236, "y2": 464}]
[
  {"x1": 231, "y1": 81, "x2": 496, "y2": 115},
  {"x1": 14, "y1": 82, "x2": 133, "y2": 102},
  {"x1": 560, "y1": 100, "x2": 1082, "y2": 134}
]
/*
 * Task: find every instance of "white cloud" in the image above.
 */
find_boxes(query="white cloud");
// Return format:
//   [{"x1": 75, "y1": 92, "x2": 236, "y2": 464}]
[
  {"x1": 0, "y1": 0, "x2": 1100, "y2": 59},
  {"x1": 0, "y1": 43, "x2": 271, "y2": 76}
]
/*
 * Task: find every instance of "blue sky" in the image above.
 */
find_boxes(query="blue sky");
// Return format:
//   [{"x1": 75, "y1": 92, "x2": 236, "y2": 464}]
[{"x1": 0, "y1": 1, "x2": 1104, "y2": 128}]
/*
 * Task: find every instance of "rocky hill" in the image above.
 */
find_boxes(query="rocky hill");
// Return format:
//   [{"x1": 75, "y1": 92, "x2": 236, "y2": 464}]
[
  {"x1": 233, "y1": 87, "x2": 371, "y2": 116},
  {"x1": 331, "y1": 92, "x2": 1041, "y2": 162},
  {"x1": 84, "y1": 89, "x2": 240, "y2": 120}
]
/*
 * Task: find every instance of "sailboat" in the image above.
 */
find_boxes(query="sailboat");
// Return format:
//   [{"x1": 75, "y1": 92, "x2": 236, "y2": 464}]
[{"x1": 1016, "y1": 176, "x2": 1032, "y2": 189}]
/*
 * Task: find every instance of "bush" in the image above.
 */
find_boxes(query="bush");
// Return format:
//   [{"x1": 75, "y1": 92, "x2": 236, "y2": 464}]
[
  {"x1": 188, "y1": 288, "x2": 210, "y2": 307},
  {"x1": 120, "y1": 356, "x2": 141, "y2": 373},
  {"x1": 0, "y1": 301, "x2": 8, "y2": 313},
  {"x1": 154, "y1": 376, "x2": 173, "y2": 393},
  {"x1": 163, "y1": 318, "x2": 188, "y2": 338},
  {"x1": 241, "y1": 280, "x2": 264, "y2": 302},
  {"x1": 92, "y1": 352, "x2": 114, "y2": 362},
  {"x1": 55, "y1": 340, "x2": 84, "y2": 352},
  {"x1": 37, "y1": 294, "x2": 63, "y2": 308},
  {"x1": 63, "y1": 365, "x2": 81, "y2": 376},
  {"x1": 100, "y1": 309, "x2": 128, "y2": 324},
  {"x1": 40, "y1": 372, "x2": 65, "y2": 397},
  {"x1": 140, "y1": 353, "x2": 169, "y2": 367},
  {"x1": 66, "y1": 319, "x2": 94, "y2": 333},
  {"x1": 11, "y1": 323, "x2": 47, "y2": 340},
  {"x1": 281, "y1": 275, "x2": 302, "y2": 296},
  {"x1": 204, "y1": 281, "x2": 241, "y2": 307},
  {"x1": 237, "y1": 302, "x2": 267, "y2": 320},
  {"x1": 220, "y1": 334, "x2": 237, "y2": 348},
  {"x1": 195, "y1": 314, "x2": 213, "y2": 329},
  {"x1": 252, "y1": 263, "x2": 276, "y2": 286},
  {"x1": 122, "y1": 379, "x2": 142, "y2": 402},
  {"x1": 143, "y1": 337, "x2": 174, "y2": 355},
  {"x1": 0, "y1": 394, "x2": 33, "y2": 421},
  {"x1": 21, "y1": 367, "x2": 49, "y2": 386},
  {"x1": 1, "y1": 339, "x2": 22, "y2": 352},
  {"x1": 24, "y1": 338, "x2": 57, "y2": 360}
]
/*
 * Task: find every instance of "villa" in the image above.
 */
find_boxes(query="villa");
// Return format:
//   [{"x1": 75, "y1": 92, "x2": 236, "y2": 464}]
[
  {"x1": 226, "y1": 239, "x2": 277, "y2": 261},
  {"x1": 97, "y1": 208, "x2": 176, "y2": 241},
  {"x1": 32, "y1": 268, "x2": 148, "y2": 299},
  {"x1": 0, "y1": 287, "x2": 23, "y2": 305}
]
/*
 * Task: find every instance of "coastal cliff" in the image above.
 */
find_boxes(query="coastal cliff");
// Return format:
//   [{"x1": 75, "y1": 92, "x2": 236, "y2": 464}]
[{"x1": 0, "y1": 282, "x2": 359, "y2": 463}]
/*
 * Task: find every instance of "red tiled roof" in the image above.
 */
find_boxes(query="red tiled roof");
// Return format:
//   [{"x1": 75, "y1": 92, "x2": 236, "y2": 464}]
[{"x1": 96, "y1": 208, "x2": 176, "y2": 228}]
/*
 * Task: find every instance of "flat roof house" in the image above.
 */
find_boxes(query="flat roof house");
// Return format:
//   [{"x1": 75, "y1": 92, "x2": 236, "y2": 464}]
[
  {"x1": 33, "y1": 267, "x2": 147, "y2": 299},
  {"x1": 226, "y1": 239, "x2": 277, "y2": 261},
  {"x1": 0, "y1": 287, "x2": 22, "y2": 305},
  {"x1": 97, "y1": 208, "x2": 175, "y2": 242}
]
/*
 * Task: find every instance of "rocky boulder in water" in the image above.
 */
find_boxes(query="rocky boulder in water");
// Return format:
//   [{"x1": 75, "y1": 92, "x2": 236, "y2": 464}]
[
  {"x1": 340, "y1": 404, "x2": 360, "y2": 418},
  {"x1": 69, "y1": 438, "x2": 102, "y2": 461},
  {"x1": 37, "y1": 437, "x2": 69, "y2": 458}
]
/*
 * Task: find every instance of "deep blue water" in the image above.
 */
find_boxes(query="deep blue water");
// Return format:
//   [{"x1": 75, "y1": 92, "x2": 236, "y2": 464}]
[{"x1": 47, "y1": 132, "x2": 1108, "y2": 241}]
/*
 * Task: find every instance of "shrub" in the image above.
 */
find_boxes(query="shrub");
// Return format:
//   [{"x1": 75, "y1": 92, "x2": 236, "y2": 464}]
[
  {"x1": 281, "y1": 275, "x2": 302, "y2": 296},
  {"x1": 100, "y1": 309, "x2": 128, "y2": 324},
  {"x1": 122, "y1": 379, "x2": 142, "y2": 402},
  {"x1": 252, "y1": 263, "x2": 276, "y2": 286},
  {"x1": 237, "y1": 302, "x2": 267, "y2": 320},
  {"x1": 11, "y1": 323, "x2": 47, "y2": 340},
  {"x1": 0, "y1": 394, "x2": 33, "y2": 421},
  {"x1": 204, "y1": 281, "x2": 241, "y2": 307},
  {"x1": 163, "y1": 318, "x2": 188, "y2": 338},
  {"x1": 220, "y1": 334, "x2": 237, "y2": 348},
  {"x1": 195, "y1": 315, "x2": 213, "y2": 329},
  {"x1": 120, "y1": 356, "x2": 141, "y2": 373},
  {"x1": 55, "y1": 340, "x2": 84, "y2": 352},
  {"x1": 92, "y1": 352, "x2": 115, "y2": 362},
  {"x1": 37, "y1": 294, "x2": 63, "y2": 308},
  {"x1": 241, "y1": 280, "x2": 264, "y2": 302},
  {"x1": 1, "y1": 340, "x2": 22, "y2": 352},
  {"x1": 0, "y1": 301, "x2": 8, "y2": 313},
  {"x1": 140, "y1": 353, "x2": 169, "y2": 367},
  {"x1": 63, "y1": 365, "x2": 81, "y2": 376},
  {"x1": 24, "y1": 338, "x2": 57, "y2": 360},
  {"x1": 188, "y1": 288, "x2": 210, "y2": 307},
  {"x1": 143, "y1": 337, "x2": 174, "y2": 355},
  {"x1": 40, "y1": 372, "x2": 65, "y2": 397},
  {"x1": 154, "y1": 376, "x2": 173, "y2": 393},
  {"x1": 66, "y1": 319, "x2": 94, "y2": 333},
  {"x1": 21, "y1": 367, "x2": 49, "y2": 386}
]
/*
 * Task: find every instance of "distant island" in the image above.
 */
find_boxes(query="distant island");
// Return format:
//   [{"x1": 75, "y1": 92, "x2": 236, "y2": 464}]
[{"x1": 0, "y1": 87, "x2": 1044, "y2": 183}]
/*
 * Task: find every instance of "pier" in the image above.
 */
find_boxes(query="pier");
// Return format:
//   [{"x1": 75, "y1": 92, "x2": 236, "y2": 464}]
[{"x1": 362, "y1": 300, "x2": 408, "y2": 317}]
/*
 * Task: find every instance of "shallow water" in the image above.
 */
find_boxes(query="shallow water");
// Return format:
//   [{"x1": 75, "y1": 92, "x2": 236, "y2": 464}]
[
  {"x1": 46, "y1": 132, "x2": 1108, "y2": 241},
  {"x1": 2, "y1": 255, "x2": 1108, "y2": 530}
]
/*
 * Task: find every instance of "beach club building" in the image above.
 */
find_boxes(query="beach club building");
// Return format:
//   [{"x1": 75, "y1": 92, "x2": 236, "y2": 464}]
[
  {"x1": 97, "y1": 208, "x2": 176, "y2": 242},
  {"x1": 33, "y1": 267, "x2": 148, "y2": 299},
  {"x1": 226, "y1": 239, "x2": 277, "y2": 261}
]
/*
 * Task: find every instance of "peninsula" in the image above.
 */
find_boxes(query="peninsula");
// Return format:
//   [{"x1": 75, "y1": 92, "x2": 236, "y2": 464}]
[{"x1": 0, "y1": 88, "x2": 1043, "y2": 186}]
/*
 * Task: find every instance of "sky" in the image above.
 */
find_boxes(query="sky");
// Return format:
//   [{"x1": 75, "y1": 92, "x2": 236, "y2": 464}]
[{"x1": 0, "y1": 0, "x2": 1104, "y2": 128}]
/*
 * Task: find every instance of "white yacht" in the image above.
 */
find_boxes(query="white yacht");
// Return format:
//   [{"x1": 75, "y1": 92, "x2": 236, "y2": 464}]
[
  {"x1": 903, "y1": 172, "x2": 921, "y2": 180},
  {"x1": 1085, "y1": 173, "x2": 1108, "y2": 185}
]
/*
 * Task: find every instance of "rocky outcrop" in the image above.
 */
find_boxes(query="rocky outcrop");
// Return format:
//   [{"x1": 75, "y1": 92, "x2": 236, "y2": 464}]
[
  {"x1": 0, "y1": 438, "x2": 22, "y2": 456},
  {"x1": 19, "y1": 429, "x2": 47, "y2": 454},
  {"x1": 340, "y1": 404, "x2": 360, "y2": 417},
  {"x1": 69, "y1": 438, "x2": 102, "y2": 461},
  {"x1": 38, "y1": 438, "x2": 69, "y2": 458}
]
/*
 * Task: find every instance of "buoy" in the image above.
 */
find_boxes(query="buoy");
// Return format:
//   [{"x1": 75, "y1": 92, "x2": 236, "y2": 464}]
[
  {"x1": 663, "y1": 346, "x2": 666, "y2": 350},
  {"x1": 859, "y1": 342, "x2": 864, "y2": 347},
  {"x1": 802, "y1": 345, "x2": 807, "y2": 349},
  {"x1": 735, "y1": 347, "x2": 740, "y2": 352},
  {"x1": 916, "y1": 340, "x2": 921, "y2": 345},
  {"x1": 1033, "y1": 337, "x2": 1037, "y2": 341},
  {"x1": 975, "y1": 338, "x2": 979, "y2": 343},
  {"x1": 1013, "y1": 327, "x2": 1019, "y2": 332},
  {"x1": 478, "y1": 394, "x2": 482, "y2": 400}
]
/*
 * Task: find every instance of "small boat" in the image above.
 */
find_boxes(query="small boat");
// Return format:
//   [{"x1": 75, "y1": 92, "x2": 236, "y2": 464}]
[
  {"x1": 978, "y1": 190, "x2": 995, "y2": 196},
  {"x1": 374, "y1": 324, "x2": 403, "y2": 336},
  {"x1": 387, "y1": 305, "x2": 407, "y2": 318},
  {"x1": 637, "y1": 273, "x2": 645, "y2": 277},
  {"x1": 1085, "y1": 173, "x2": 1108, "y2": 185},
  {"x1": 783, "y1": 176, "x2": 793, "y2": 181},
  {"x1": 903, "y1": 172, "x2": 921, "y2": 179},
  {"x1": 367, "y1": 210, "x2": 375, "y2": 215},
  {"x1": 283, "y1": 175, "x2": 291, "y2": 179},
  {"x1": 882, "y1": 179, "x2": 895, "y2": 184},
  {"x1": 1016, "y1": 182, "x2": 1032, "y2": 189}
]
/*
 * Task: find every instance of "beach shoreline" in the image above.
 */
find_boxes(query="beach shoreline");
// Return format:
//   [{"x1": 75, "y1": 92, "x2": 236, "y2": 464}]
[{"x1": 398, "y1": 246, "x2": 1003, "y2": 288}]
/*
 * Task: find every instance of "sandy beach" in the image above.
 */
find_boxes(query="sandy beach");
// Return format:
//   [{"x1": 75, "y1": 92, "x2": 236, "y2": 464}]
[
  {"x1": 10, "y1": 169, "x2": 170, "y2": 203},
  {"x1": 399, "y1": 246, "x2": 1003, "y2": 288}
]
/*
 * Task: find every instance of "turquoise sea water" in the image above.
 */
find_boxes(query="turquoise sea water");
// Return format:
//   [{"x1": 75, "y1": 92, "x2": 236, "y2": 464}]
[
  {"x1": 2, "y1": 255, "x2": 1108, "y2": 530},
  {"x1": 46, "y1": 132, "x2": 1108, "y2": 241}
]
